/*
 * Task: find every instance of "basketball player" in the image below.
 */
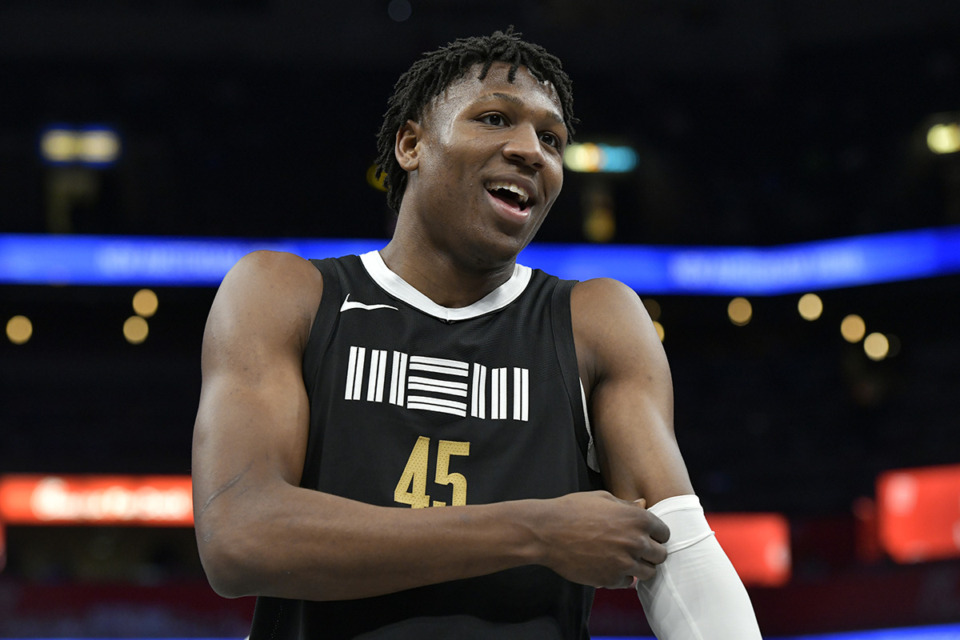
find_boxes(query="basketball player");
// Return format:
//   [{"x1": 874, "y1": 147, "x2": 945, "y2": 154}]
[{"x1": 192, "y1": 29, "x2": 762, "y2": 639}]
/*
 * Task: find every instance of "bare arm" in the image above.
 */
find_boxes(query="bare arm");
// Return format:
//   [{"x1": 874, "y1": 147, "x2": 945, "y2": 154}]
[
  {"x1": 192, "y1": 252, "x2": 668, "y2": 602},
  {"x1": 572, "y1": 277, "x2": 694, "y2": 504},
  {"x1": 573, "y1": 278, "x2": 762, "y2": 638}
]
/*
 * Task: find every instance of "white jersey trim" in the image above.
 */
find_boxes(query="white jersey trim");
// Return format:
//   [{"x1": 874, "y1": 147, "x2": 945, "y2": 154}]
[
  {"x1": 580, "y1": 380, "x2": 600, "y2": 473},
  {"x1": 360, "y1": 250, "x2": 533, "y2": 322}
]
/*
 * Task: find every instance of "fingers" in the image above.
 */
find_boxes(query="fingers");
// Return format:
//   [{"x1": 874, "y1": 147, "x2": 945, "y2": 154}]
[
  {"x1": 547, "y1": 490, "x2": 672, "y2": 588},
  {"x1": 631, "y1": 495, "x2": 671, "y2": 545},
  {"x1": 647, "y1": 513, "x2": 671, "y2": 544}
]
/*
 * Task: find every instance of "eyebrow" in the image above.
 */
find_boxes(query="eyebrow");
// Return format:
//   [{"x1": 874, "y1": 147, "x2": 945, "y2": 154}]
[{"x1": 480, "y1": 92, "x2": 566, "y2": 127}]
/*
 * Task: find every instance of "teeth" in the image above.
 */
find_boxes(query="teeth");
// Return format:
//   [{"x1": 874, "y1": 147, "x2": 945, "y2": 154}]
[{"x1": 486, "y1": 181, "x2": 530, "y2": 207}]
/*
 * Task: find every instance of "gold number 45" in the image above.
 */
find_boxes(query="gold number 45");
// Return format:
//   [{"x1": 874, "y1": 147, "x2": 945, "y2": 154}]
[{"x1": 394, "y1": 436, "x2": 470, "y2": 508}]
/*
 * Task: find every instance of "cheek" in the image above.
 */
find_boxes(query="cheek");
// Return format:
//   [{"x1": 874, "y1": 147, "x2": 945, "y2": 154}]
[{"x1": 545, "y1": 163, "x2": 564, "y2": 203}]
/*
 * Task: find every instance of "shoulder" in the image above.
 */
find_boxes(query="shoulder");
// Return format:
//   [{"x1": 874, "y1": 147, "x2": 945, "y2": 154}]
[
  {"x1": 569, "y1": 278, "x2": 664, "y2": 389},
  {"x1": 207, "y1": 250, "x2": 324, "y2": 352},
  {"x1": 570, "y1": 277, "x2": 641, "y2": 311},
  {"x1": 570, "y1": 277, "x2": 653, "y2": 338},
  {"x1": 222, "y1": 249, "x2": 322, "y2": 289}
]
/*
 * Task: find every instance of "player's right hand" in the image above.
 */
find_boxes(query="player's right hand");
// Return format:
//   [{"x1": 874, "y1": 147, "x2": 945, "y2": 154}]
[{"x1": 534, "y1": 490, "x2": 670, "y2": 588}]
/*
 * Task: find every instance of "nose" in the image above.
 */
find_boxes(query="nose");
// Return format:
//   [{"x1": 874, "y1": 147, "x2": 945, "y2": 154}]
[{"x1": 502, "y1": 123, "x2": 546, "y2": 171}]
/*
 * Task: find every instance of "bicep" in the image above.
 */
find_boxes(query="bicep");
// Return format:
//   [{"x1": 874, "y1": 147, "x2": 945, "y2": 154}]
[
  {"x1": 192, "y1": 252, "x2": 319, "y2": 526},
  {"x1": 573, "y1": 279, "x2": 693, "y2": 505},
  {"x1": 193, "y1": 350, "x2": 310, "y2": 501}
]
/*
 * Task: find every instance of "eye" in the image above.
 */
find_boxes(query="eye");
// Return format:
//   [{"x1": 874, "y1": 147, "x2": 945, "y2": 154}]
[
  {"x1": 539, "y1": 131, "x2": 562, "y2": 150},
  {"x1": 478, "y1": 112, "x2": 508, "y2": 126}
]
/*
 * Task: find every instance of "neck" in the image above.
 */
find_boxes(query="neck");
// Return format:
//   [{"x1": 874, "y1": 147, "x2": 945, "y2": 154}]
[{"x1": 379, "y1": 235, "x2": 517, "y2": 309}]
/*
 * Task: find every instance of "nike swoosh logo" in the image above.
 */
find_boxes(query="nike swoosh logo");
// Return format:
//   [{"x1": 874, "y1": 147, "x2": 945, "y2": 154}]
[{"x1": 340, "y1": 294, "x2": 399, "y2": 313}]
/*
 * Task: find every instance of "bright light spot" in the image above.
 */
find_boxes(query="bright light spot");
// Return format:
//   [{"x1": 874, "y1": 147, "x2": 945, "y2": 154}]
[
  {"x1": 132, "y1": 288, "x2": 158, "y2": 318},
  {"x1": 864, "y1": 332, "x2": 890, "y2": 361},
  {"x1": 565, "y1": 143, "x2": 602, "y2": 172},
  {"x1": 387, "y1": 0, "x2": 412, "y2": 22},
  {"x1": 927, "y1": 123, "x2": 960, "y2": 155},
  {"x1": 40, "y1": 129, "x2": 77, "y2": 163},
  {"x1": 6, "y1": 315, "x2": 33, "y2": 345},
  {"x1": 564, "y1": 143, "x2": 637, "y2": 173},
  {"x1": 643, "y1": 298, "x2": 661, "y2": 322},
  {"x1": 652, "y1": 321, "x2": 665, "y2": 342},
  {"x1": 78, "y1": 129, "x2": 121, "y2": 164},
  {"x1": 39, "y1": 125, "x2": 120, "y2": 167},
  {"x1": 727, "y1": 297, "x2": 752, "y2": 326},
  {"x1": 797, "y1": 293, "x2": 823, "y2": 321},
  {"x1": 841, "y1": 314, "x2": 866, "y2": 343},
  {"x1": 124, "y1": 316, "x2": 149, "y2": 344}
]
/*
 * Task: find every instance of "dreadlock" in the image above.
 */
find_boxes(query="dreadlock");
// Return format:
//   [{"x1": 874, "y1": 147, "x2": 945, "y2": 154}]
[{"x1": 375, "y1": 27, "x2": 576, "y2": 213}]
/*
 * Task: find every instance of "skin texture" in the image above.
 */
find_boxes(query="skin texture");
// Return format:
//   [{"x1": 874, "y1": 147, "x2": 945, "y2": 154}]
[{"x1": 191, "y1": 62, "x2": 694, "y2": 602}]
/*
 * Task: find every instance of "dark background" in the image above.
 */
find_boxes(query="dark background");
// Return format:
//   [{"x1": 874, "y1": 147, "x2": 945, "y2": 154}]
[{"x1": 2, "y1": 0, "x2": 960, "y2": 635}]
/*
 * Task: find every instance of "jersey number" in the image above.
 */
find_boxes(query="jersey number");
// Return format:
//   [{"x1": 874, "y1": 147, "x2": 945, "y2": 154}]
[{"x1": 394, "y1": 436, "x2": 470, "y2": 508}]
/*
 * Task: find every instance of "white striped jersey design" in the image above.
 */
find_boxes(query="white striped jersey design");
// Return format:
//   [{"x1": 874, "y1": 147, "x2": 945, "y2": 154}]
[{"x1": 344, "y1": 346, "x2": 530, "y2": 421}]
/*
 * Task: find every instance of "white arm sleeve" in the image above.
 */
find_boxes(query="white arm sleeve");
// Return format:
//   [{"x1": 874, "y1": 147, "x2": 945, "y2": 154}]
[{"x1": 636, "y1": 494, "x2": 762, "y2": 640}]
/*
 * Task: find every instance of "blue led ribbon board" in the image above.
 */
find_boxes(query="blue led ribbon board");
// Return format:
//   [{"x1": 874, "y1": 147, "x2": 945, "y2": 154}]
[{"x1": 2, "y1": 226, "x2": 959, "y2": 294}]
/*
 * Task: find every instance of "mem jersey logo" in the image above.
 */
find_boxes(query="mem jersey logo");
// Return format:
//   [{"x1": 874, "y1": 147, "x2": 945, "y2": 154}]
[
  {"x1": 344, "y1": 346, "x2": 530, "y2": 421},
  {"x1": 339, "y1": 294, "x2": 399, "y2": 313}
]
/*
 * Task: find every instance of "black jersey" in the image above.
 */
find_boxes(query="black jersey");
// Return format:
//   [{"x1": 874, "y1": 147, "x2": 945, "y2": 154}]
[{"x1": 249, "y1": 251, "x2": 602, "y2": 640}]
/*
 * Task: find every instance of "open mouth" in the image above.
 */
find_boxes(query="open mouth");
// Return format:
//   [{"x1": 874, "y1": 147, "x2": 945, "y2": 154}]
[{"x1": 485, "y1": 180, "x2": 532, "y2": 212}]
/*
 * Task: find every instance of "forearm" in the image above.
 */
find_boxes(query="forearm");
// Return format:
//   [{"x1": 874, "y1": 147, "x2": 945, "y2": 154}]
[
  {"x1": 636, "y1": 495, "x2": 762, "y2": 640},
  {"x1": 197, "y1": 480, "x2": 543, "y2": 601}
]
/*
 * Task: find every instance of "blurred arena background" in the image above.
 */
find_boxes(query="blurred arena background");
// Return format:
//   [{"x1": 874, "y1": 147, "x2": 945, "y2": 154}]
[{"x1": 1, "y1": 1, "x2": 960, "y2": 637}]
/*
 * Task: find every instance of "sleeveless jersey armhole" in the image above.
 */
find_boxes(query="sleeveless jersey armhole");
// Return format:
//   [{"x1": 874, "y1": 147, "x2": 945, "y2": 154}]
[
  {"x1": 549, "y1": 278, "x2": 596, "y2": 475},
  {"x1": 299, "y1": 258, "x2": 344, "y2": 488}
]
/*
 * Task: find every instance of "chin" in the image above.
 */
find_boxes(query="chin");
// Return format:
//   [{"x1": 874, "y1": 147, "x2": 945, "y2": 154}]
[{"x1": 469, "y1": 234, "x2": 535, "y2": 271}]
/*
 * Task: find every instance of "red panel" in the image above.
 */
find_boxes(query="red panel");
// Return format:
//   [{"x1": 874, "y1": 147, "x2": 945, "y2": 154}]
[
  {"x1": 0, "y1": 474, "x2": 193, "y2": 526},
  {"x1": 707, "y1": 513, "x2": 791, "y2": 586},
  {"x1": 877, "y1": 464, "x2": 960, "y2": 563}
]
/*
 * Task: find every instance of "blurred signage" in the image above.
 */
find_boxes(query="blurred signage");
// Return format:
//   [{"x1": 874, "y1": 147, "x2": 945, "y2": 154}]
[
  {"x1": 877, "y1": 465, "x2": 960, "y2": 563},
  {"x1": 0, "y1": 475, "x2": 193, "y2": 526},
  {"x1": 3, "y1": 224, "x2": 960, "y2": 293},
  {"x1": 707, "y1": 513, "x2": 791, "y2": 586}
]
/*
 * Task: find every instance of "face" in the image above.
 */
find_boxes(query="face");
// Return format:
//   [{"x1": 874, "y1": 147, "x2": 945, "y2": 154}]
[{"x1": 395, "y1": 62, "x2": 568, "y2": 270}]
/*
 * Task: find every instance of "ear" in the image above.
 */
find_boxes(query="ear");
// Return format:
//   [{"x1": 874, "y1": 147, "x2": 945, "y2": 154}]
[{"x1": 395, "y1": 120, "x2": 422, "y2": 172}]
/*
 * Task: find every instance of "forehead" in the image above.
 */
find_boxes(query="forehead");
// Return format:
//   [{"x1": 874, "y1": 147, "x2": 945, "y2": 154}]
[{"x1": 426, "y1": 62, "x2": 564, "y2": 125}]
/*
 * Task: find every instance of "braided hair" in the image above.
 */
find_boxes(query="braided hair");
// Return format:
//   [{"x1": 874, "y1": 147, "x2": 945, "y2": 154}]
[{"x1": 375, "y1": 27, "x2": 576, "y2": 213}]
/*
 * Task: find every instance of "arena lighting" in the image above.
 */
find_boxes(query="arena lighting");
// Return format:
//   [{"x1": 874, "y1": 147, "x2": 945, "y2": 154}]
[
  {"x1": 2, "y1": 225, "x2": 960, "y2": 294},
  {"x1": 0, "y1": 475, "x2": 193, "y2": 526},
  {"x1": 38, "y1": 124, "x2": 121, "y2": 168},
  {"x1": 563, "y1": 142, "x2": 638, "y2": 173},
  {"x1": 841, "y1": 314, "x2": 867, "y2": 343},
  {"x1": 132, "y1": 288, "x2": 158, "y2": 317},
  {"x1": 727, "y1": 296, "x2": 753, "y2": 326},
  {"x1": 5, "y1": 314, "x2": 33, "y2": 344},
  {"x1": 926, "y1": 122, "x2": 960, "y2": 155},
  {"x1": 797, "y1": 293, "x2": 823, "y2": 321}
]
